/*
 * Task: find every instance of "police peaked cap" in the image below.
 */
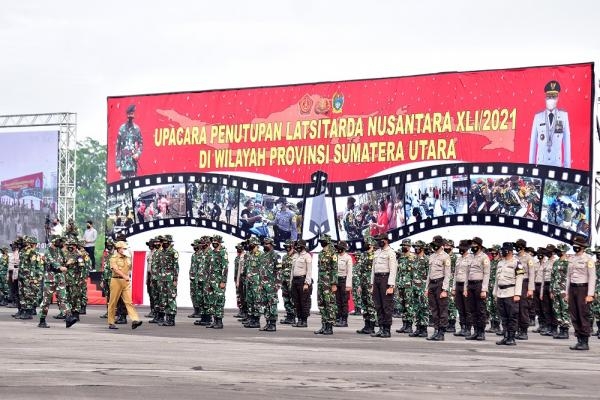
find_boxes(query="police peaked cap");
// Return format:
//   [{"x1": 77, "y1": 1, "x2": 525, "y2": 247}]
[
  {"x1": 544, "y1": 80, "x2": 561, "y2": 94},
  {"x1": 430, "y1": 236, "x2": 445, "y2": 247},
  {"x1": 501, "y1": 242, "x2": 514, "y2": 251},
  {"x1": 572, "y1": 235, "x2": 589, "y2": 248},
  {"x1": 126, "y1": 104, "x2": 136, "y2": 113},
  {"x1": 471, "y1": 237, "x2": 483, "y2": 247}
]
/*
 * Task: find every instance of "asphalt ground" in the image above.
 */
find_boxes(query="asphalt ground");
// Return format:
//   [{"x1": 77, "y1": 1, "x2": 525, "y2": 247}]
[{"x1": 1, "y1": 305, "x2": 599, "y2": 400}]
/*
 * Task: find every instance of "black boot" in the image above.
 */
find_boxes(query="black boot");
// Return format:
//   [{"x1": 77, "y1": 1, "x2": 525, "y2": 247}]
[
  {"x1": 553, "y1": 326, "x2": 569, "y2": 339},
  {"x1": 280, "y1": 313, "x2": 295, "y2": 325},
  {"x1": 293, "y1": 318, "x2": 308, "y2": 328},
  {"x1": 396, "y1": 320, "x2": 410, "y2": 333},
  {"x1": 371, "y1": 325, "x2": 385, "y2": 337},
  {"x1": 38, "y1": 318, "x2": 49, "y2": 328},
  {"x1": 160, "y1": 314, "x2": 175, "y2": 326},
  {"x1": 323, "y1": 322, "x2": 333, "y2": 335},
  {"x1": 335, "y1": 317, "x2": 348, "y2": 328},
  {"x1": 465, "y1": 327, "x2": 479, "y2": 340},
  {"x1": 486, "y1": 320, "x2": 500, "y2": 333},
  {"x1": 65, "y1": 313, "x2": 78, "y2": 328},
  {"x1": 515, "y1": 329, "x2": 528, "y2": 340},
  {"x1": 380, "y1": 325, "x2": 391, "y2": 338},
  {"x1": 314, "y1": 323, "x2": 326, "y2": 335},
  {"x1": 580, "y1": 336, "x2": 590, "y2": 350},
  {"x1": 357, "y1": 320, "x2": 375, "y2": 334},
  {"x1": 476, "y1": 328, "x2": 486, "y2": 341},
  {"x1": 212, "y1": 317, "x2": 224, "y2": 329},
  {"x1": 79, "y1": 306, "x2": 86, "y2": 315},
  {"x1": 569, "y1": 336, "x2": 583, "y2": 350},
  {"x1": 199, "y1": 314, "x2": 211, "y2": 326},
  {"x1": 541, "y1": 325, "x2": 557, "y2": 336},
  {"x1": 454, "y1": 324, "x2": 467, "y2": 337},
  {"x1": 426, "y1": 328, "x2": 440, "y2": 341},
  {"x1": 188, "y1": 307, "x2": 201, "y2": 318},
  {"x1": 433, "y1": 328, "x2": 445, "y2": 341},
  {"x1": 505, "y1": 331, "x2": 516, "y2": 346},
  {"x1": 150, "y1": 312, "x2": 164, "y2": 324},
  {"x1": 206, "y1": 316, "x2": 217, "y2": 328},
  {"x1": 244, "y1": 316, "x2": 260, "y2": 328},
  {"x1": 446, "y1": 319, "x2": 456, "y2": 333},
  {"x1": 496, "y1": 331, "x2": 508, "y2": 345},
  {"x1": 409, "y1": 325, "x2": 427, "y2": 337}
]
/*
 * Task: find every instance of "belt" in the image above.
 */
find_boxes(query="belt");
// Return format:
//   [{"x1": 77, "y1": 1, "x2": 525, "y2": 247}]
[
  {"x1": 522, "y1": 278, "x2": 529, "y2": 282},
  {"x1": 570, "y1": 282, "x2": 588, "y2": 288},
  {"x1": 498, "y1": 284, "x2": 515, "y2": 289},
  {"x1": 374, "y1": 272, "x2": 390, "y2": 277},
  {"x1": 468, "y1": 280, "x2": 482, "y2": 284},
  {"x1": 292, "y1": 275, "x2": 306, "y2": 280},
  {"x1": 544, "y1": 281, "x2": 551, "y2": 284},
  {"x1": 455, "y1": 281, "x2": 465, "y2": 286},
  {"x1": 429, "y1": 277, "x2": 443, "y2": 284}
]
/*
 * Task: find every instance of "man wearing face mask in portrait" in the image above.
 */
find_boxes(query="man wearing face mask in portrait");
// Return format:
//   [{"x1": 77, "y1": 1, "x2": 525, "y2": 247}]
[{"x1": 528, "y1": 80, "x2": 571, "y2": 168}]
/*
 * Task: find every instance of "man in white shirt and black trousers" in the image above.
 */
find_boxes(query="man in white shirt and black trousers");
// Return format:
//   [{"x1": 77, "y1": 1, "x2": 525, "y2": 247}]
[{"x1": 370, "y1": 234, "x2": 398, "y2": 338}]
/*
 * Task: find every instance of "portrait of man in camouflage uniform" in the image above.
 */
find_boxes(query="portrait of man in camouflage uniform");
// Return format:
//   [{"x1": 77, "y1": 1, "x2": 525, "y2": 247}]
[{"x1": 116, "y1": 104, "x2": 143, "y2": 180}]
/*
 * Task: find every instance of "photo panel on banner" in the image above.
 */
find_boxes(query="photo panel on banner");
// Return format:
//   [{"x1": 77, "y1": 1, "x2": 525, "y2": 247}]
[
  {"x1": 405, "y1": 174, "x2": 469, "y2": 225},
  {"x1": 186, "y1": 183, "x2": 239, "y2": 226},
  {"x1": 133, "y1": 183, "x2": 186, "y2": 224},
  {"x1": 541, "y1": 179, "x2": 590, "y2": 237},
  {"x1": 106, "y1": 189, "x2": 133, "y2": 238}
]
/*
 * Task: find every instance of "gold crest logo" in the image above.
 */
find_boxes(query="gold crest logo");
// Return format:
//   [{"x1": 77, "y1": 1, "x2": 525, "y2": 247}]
[{"x1": 299, "y1": 94, "x2": 313, "y2": 115}]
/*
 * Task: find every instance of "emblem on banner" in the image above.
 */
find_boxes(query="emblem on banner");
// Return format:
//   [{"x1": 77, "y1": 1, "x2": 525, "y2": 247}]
[
  {"x1": 299, "y1": 94, "x2": 313, "y2": 115},
  {"x1": 315, "y1": 97, "x2": 331, "y2": 115},
  {"x1": 332, "y1": 92, "x2": 344, "y2": 114}
]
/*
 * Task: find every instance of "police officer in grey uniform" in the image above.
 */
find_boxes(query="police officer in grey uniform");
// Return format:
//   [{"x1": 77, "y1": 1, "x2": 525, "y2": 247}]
[
  {"x1": 425, "y1": 236, "x2": 451, "y2": 341},
  {"x1": 452, "y1": 240, "x2": 473, "y2": 337},
  {"x1": 370, "y1": 234, "x2": 398, "y2": 338},
  {"x1": 334, "y1": 241, "x2": 353, "y2": 327},
  {"x1": 494, "y1": 242, "x2": 524, "y2": 346},
  {"x1": 515, "y1": 239, "x2": 535, "y2": 339},
  {"x1": 528, "y1": 80, "x2": 571, "y2": 168},
  {"x1": 566, "y1": 236, "x2": 596, "y2": 350},
  {"x1": 465, "y1": 237, "x2": 490, "y2": 341},
  {"x1": 291, "y1": 240, "x2": 312, "y2": 328}
]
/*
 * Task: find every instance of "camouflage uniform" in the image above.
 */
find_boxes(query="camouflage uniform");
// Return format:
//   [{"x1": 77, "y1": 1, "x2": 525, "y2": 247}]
[
  {"x1": 314, "y1": 235, "x2": 338, "y2": 335},
  {"x1": 446, "y1": 247, "x2": 458, "y2": 329},
  {"x1": 591, "y1": 252, "x2": 600, "y2": 336},
  {"x1": 193, "y1": 236, "x2": 212, "y2": 326},
  {"x1": 144, "y1": 239, "x2": 158, "y2": 318},
  {"x1": 233, "y1": 242, "x2": 247, "y2": 318},
  {"x1": 486, "y1": 246, "x2": 501, "y2": 333},
  {"x1": 149, "y1": 240, "x2": 164, "y2": 323},
  {"x1": 395, "y1": 239, "x2": 414, "y2": 333},
  {"x1": 38, "y1": 238, "x2": 77, "y2": 328},
  {"x1": 259, "y1": 237, "x2": 279, "y2": 331},
  {"x1": 116, "y1": 104, "x2": 143, "y2": 179},
  {"x1": 188, "y1": 239, "x2": 201, "y2": 318},
  {"x1": 351, "y1": 264, "x2": 363, "y2": 314},
  {"x1": 18, "y1": 237, "x2": 44, "y2": 319},
  {"x1": 279, "y1": 240, "x2": 296, "y2": 324},
  {"x1": 158, "y1": 236, "x2": 179, "y2": 326},
  {"x1": 206, "y1": 235, "x2": 228, "y2": 328},
  {"x1": 64, "y1": 241, "x2": 86, "y2": 316},
  {"x1": 550, "y1": 248, "x2": 571, "y2": 338},
  {"x1": 242, "y1": 237, "x2": 262, "y2": 328},
  {"x1": 408, "y1": 242, "x2": 429, "y2": 337},
  {"x1": 355, "y1": 239, "x2": 377, "y2": 334},
  {"x1": 77, "y1": 243, "x2": 91, "y2": 313},
  {"x1": 0, "y1": 248, "x2": 9, "y2": 304}
]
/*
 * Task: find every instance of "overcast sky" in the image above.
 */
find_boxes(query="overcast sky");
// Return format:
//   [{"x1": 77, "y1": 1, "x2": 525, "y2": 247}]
[{"x1": 1, "y1": 0, "x2": 598, "y2": 144}]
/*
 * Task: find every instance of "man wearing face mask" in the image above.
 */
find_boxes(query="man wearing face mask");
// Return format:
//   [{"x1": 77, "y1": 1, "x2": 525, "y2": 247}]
[
  {"x1": 242, "y1": 237, "x2": 262, "y2": 328},
  {"x1": 485, "y1": 245, "x2": 502, "y2": 335},
  {"x1": 107, "y1": 241, "x2": 143, "y2": 330},
  {"x1": 532, "y1": 247, "x2": 547, "y2": 333},
  {"x1": 233, "y1": 241, "x2": 248, "y2": 321},
  {"x1": 452, "y1": 240, "x2": 473, "y2": 337},
  {"x1": 424, "y1": 236, "x2": 451, "y2": 341},
  {"x1": 116, "y1": 104, "x2": 144, "y2": 179},
  {"x1": 157, "y1": 235, "x2": 179, "y2": 327},
  {"x1": 539, "y1": 244, "x2": 558, "y2": 336},
  {"x1": 493, "y1": 242, "x2": 524, "y2": 346},
  {"x1": 566, "y1": 236, "x2": 596, "y2": 350},
  {"x1": 206, "y1": 235, "x2": 228, "y2": 329},
  {"x1": 356, "y1": 237, "x2": 377, "y2": 334},
  {"x1": 528, "y1": 80, "x2": 571, "y2": 168},
  {"x1": 334, "y1": 241, "x2": 353, "y2": 328},
  {"x1": 514, "y1": 239, "x2": 535, "y2": 340},
  {"x1": 464, "y1": 237, "x2": 490, "y2": 341},
  {"x1": 279, "y1": 240, "x2": 297, "y2": 325},
  {"x1": 548, "y1": 243, "x2": 571, "y2": 339},
  {"x1": 395, "y1": 239, "x2": 415, "y2": 334},
  {"x1": 370, "y1": 234, "x2": 397, "y2": 338},
  {"x1": 314, "y1": 235, "x2": 338, "y2": 335},
  {"x1": 193, "y1": 236, "x2": 212, "y2": 326},
  {"x1": 443, "y1": 239, "x2": 458, "y2": 333},
  {"x1": 258, "y1": 237, "x2": 279, "y2": 332},
  {"x1": 408, "y1": 240, "x2": 429, "y2": 338},
  {"x1": 291, "y1": 239, "x2": 312, "y2": 328}
]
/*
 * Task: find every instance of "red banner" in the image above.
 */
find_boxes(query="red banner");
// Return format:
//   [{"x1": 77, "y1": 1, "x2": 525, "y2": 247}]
[
  {"x1": 107, "y1": 63, "x2": 593, "y2": 184},
  {"x1": 1, "y1": 172, "x2": 44, "y2": 191}
]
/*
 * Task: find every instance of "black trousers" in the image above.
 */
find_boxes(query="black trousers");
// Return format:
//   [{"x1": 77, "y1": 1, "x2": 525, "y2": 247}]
[
  {"x1": 454, "y1": 282, "x2": 467, "y2": 326},
  {"x1": 569, "y1": 285, "x2": 592, "y2": 337},
  {"x1": 541, "y1": 284, "x2": 556, "y2": 327},
  {"x1": 85, "y1": 246, "x2": 96, "y2": 269},
  {"x1": 466, "y1": 281, "x2": 486, "y2": 330},
  {"x1": 533, "y1": 282, "x2": 544, "y2": 326},
  {"x1": 518, "y1": 279, "x2": 531, "y2": 331},
  {"x1": 237, "y1": 276, "x2": 247, "y2": 314},
  {"x1": 428, "y1": 280, "x2": 448, "y2": 329},
  {"x1": 497, "y1": 296, "x2": 519, "y2": 334},
  {"x1": 335, "y1": 276, "x2": 348, "y2": 318},
  {"x1": 292, "y1": 276, "x2": 312, "y2": 320},
  {"x1": 372, "y1": 273, "x2": 394, "y2": 327}
]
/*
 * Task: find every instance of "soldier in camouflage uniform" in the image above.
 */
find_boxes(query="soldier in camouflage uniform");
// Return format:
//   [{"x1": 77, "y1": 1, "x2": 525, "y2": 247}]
[
  {"x1": 157, "y1": 235, "x2": 179, "y2": 326},
  {"x1": 242, "y1": 237, "x2": 262, "y2": 328},
  {"x1": 64, "y1": 238, "x2": 86, "y2": 321},
  {"x1": 395, "y1": 239, "x2": 415, "y2": 334},
  {"x1": 258, "y1": 237, "x2": 279, "y2": 331},
  {"x1": 188, "y1": 239, "x2": 202, "y2": 318},
  {"x1": 149, "y1": 236, "x2": 165, "y2": 324},
  {"x1": 0, "y1": 247, "x2": 9, "y2": 305},
  {"x1": 18, "y1": 237, "x2": 44, "y2": 319},
  {"x1": 116, "y1": 104, "x2": 143, "y2": 180},
  {"x1": 550, "y1": 243, "x2": 570, "y2": 339},
  {"x1": 351, "y1": 262, "x2": 363, "y2": 315},
  {"x1": 485, "y1": 245, "x2": 501, "y2": 333},
  {"x1": 206, "y1": 235, "x2": 228, "y2": 329},
  {"x1": 356, "y1": 237, "x2": 377, "y2": 334},
  {"x1": 279, "y1": 239, "x2": 296, "y2": 325},
  {"x1": 144, "y1": 238, "x2": 158, "y2": 319},
  {"x1": 590, "y1": 247, "x2": 600, "y2": 338},
  {"x1": 38, "y1": 236, "x2": 77, "y2": 328},
  {"x1": 76, "y1": 240, "x2": 91, "y2": 315},
  {"x1": 444, "y1": 239, "x2": 458, "y2": 333},
  {"x1": 233, "y1": 241, "x2": 248, "y2": 320},
  {"x1": 193, "y1": 236, "x2": 213, "y2": 326},
  {"x1": 100, "y1": 239, "x2": 117, "y2": 319},
  {"x1": 408, "y1": 240, "x2": 429, "y2": 337},
  {"x1": 540, "y1": 245, "x2": 558, "y2": 336},
  {"x1": 314, "y1": 234, "x2": 338, "y2": 335}
]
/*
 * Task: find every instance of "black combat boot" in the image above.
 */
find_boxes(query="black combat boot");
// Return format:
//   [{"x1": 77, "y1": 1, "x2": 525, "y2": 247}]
[
  {"x1": 323, "y1": 322, "x2": 333, "y2": 335},
  {"x1": 380, "y1": 325, "x2": 391, "y2": 338},
  {"x1": 433, "y1": 328, "x2": 445, "y2": 341},
  {"x1": 205, "y1": 316, "x2": 216, "y2": 328},
  {"x1": 53, "y1": 312, "x2": 65, "y2": 320},
  {"x1": 352, "y1": 307, "x2": 361, "y2": 315},
  {"x1": 496, "y1": 331, "x2": 508, "y2": 345},
  {"x1": 294, "y1": 318, "x2": 308, "y2": 328},
  {"x1": 569, "y1": 336, "x2": 583, "y2": 350},
  {"x1": 314, "y1": 323, "x2": 326, "y2": 334},
  {"x1": 280, "y1": 313, "x2": 295, "y2": 325},
  {"x1": 409, "y1": 325, "x2": 427, "y2": 337},
  {"x1": 212, "y1": 317, "x2": 224, "y2": 330},
  {"x1": 446, "y1": 319, "x2": 456, "y2": 333},
  {"x1": 426, "y1": 328, "x2": 440, "y2": 341},
  {"x1": 245, "y1": 316, "x2": 260, "y2": 328},
  {"x1": 515, "y1": 330, "x2": 528, "y2": 340},
  {"x1": 580, "y1": 336, "x2": 590, "y2": 350},
  {"x1": 79, "y1": 306, "x2": 86, "y2": 315},
  {"x1": 236, "y1": 312, "x2": 248, "y2": 321},
  {"x1": 65, "y1": 313, "x2": 78, "y2": 328},
  {"x1": 371, "y1": 326, "x2": 385, "y2": 337},
  {"x1": 396, "y1": 320, "x2": 409, "y2": 333},
  {"x1": 541, "y1": 325, "x2": 557, "y2": 336},
  {"x1": 150, "y1": 312, "x2": 164, "y2": 324},
  {"x1": 19, "y1": 309, "x2": 33, "y2": 320},
  {"x1": 38, "y1": 318, "x2": 49, "y2": 328},
  {"x1": 357, "y1": 320, "x2": 375, "y2": 334},
  {"x1": 188, "y1": 307, "x2": 201, "y2": 318},
  {"x1": 553, "y1": 326, "x2": 569, "y2": 339},
  {"x1": 160, "y1": 314, "x2": 175, "y2": 326},
  {"x1": 465, "y1": 328, "x2": 479, "y2": 340},
  {"x1": 264, "y1": 319, "x2": 276, "y2": 332},
  {"x1": 199, "y1": 314, "x2": 211, "y2": 326},
  {"x1": 335, "y1": 317, "x2": 348, "y2": 328},
  {"x1": 476, "y1": 328, "x2": 486, "y2": 341},
  {"x1": 505, "y1": 331, "x2": 516, "y2": 346}
]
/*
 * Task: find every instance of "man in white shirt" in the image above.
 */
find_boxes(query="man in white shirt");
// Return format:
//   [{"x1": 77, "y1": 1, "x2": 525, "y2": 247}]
[
  {"x1": 50, "y1": 218, "x2": 64, "y2": 236},
  {"x1": 83, "y1": 220, "x2": 98, "y2": 270}
]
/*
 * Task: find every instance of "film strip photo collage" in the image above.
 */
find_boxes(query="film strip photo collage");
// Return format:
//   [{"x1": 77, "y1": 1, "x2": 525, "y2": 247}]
[{"x1": 106, "y1": 164, "x2": 590, "y2": 250}]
